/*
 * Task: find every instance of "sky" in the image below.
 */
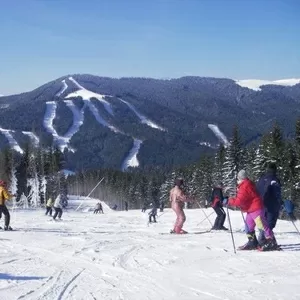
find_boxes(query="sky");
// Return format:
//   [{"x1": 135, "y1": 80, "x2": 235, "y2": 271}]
[{"x1": 0, "y1": 0, "x2": 299, "y2": 94}]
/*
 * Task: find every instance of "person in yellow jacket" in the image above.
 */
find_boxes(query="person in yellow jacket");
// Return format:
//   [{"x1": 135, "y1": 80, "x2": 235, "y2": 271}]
[
  {"x1": 45, "y1": 197, "x2": 54, "y2": 216},
  {"x1": 0, "y1": 180, "x2": 14, "y2": 231}
]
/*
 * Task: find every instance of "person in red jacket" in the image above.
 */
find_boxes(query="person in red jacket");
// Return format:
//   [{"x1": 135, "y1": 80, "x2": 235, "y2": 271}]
[{"x1": 224, "y1": 170, "x2": 278, "y2": 251}]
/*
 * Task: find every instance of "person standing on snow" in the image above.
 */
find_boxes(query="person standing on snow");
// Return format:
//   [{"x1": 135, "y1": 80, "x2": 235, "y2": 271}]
[
  {"x1": 45, "y1": 197, "x2": 54, "y2": 216},
  {"x1": 53, "y1": 194, "x2": 63, "y2": 220},
  {"x1": 148, "y1": 201, "x2": 158, "y2": 223},
  {"x1": 0, "y1": 180, "x2": 15, "y2": 230},
  {"x1": 209, "y1": 182, "x2": 228, "y2": 230},
  {"x1": 224, "y1": 170, "x2": 278, "y2": 251},
  {"x1": 124, "y1": 201, "x2": 128, "y2": 211},
  {"x1": 169, "y1": 178, "x2": 192, "y2": 234},
  {"x1": 256, "y1": 163, "x2": 282, "y2": 243}
]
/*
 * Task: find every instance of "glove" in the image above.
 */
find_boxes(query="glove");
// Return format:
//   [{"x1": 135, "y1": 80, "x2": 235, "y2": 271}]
[{"x1": 222, "y1": 197, "x2": 228, "y2": 206}]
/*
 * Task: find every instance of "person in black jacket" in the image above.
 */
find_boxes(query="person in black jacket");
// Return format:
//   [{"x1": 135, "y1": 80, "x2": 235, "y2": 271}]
[
  {"x1": 256, "y1": 162, "x2": 282, "y2": 243},
  {"x1": 209, "y1": 182, "x2": 228, "y2": 230}
]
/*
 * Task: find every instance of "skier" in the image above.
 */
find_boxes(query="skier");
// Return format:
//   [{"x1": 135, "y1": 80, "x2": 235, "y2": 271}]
[
  {"x1": 141, "y1": 203, "x2": 147, "y2": 212},
  {"x1": 256, "y1": 162, "x2": 282, "y2": 244},
  {"x1": 209, "y1": 182, "x2": 228, "y2": 230},
  {"x1": 112, "y1": 204, "x2": 118, "y2": 210},
  {"x1": 159, "y1": 200, "x2": 165, "y2": 212},
  {"x1": 169, "y1": 178, "x2": 191, "y2": 234},
  {"x1": 223, "y1": 170, "x2": 278, "y2": 251},
  {"x1": 0, "y1": 180, "x2": 14, "y2": 230},
  {"x1": 94, "y1": 202, "x2": 103, "y2": 214},
  {"x1": 148, "y1": 201, "x2": 158, "y2": 223},
  {"x1": 53, "y1": 194, "x2": 63, "y2": 220},
  {"x1": 45, "y1": 197, "x2": 54, "y2": 216},
  {"x1": 125, "y1": 201, "x2": 128, "y2": 211}
]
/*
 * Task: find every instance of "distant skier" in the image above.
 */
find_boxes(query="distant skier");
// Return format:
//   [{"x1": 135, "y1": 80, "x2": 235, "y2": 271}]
[
  {"x1": 53, "y1": 194, "x2": 63, "y2": 220},
  {"x1": 112, "y1": 204, "x2": 118, "y2": 210},
  {"x1": 209, "y1": 182, "x2": 228, "y2": 230},
  {"x1": 224, "y1": 170, "x2": 278, "y2": 251},
  {"x1": 45, "y1": 197, "x2": 54, "y2": 216},
  {"x1": 256, "y1": 163, "x2": 282, "y2": 244},
  {"x1": 169, "y1": 178, "x2": 191, "y2": 234},
  {"x1": 125, "y1": 201, "x2": 128, "y2": 211},
  {"x1": 94, "y1": 202, "x2": 103, "y2": 214},
  {"x1": 148, "y1": 201, "x2": 158, "y2": 223},
  {"x1": 159, "y1": 200, "x2": 165, "y2": 212},
  {"x1": 141, "y1": 203, "x2": 147, "y2": 212},
  {"x1": 0, "y1": 180, "x2": 14, "y2": 230}
]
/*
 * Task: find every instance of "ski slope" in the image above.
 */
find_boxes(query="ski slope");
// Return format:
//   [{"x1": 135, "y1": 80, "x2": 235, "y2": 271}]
[
  {"x1": 0, "y1": 127, "x2": 24, "y2": 154},
  {"x1": 208, "y1": 124, "x2": 229, "y2": 145},
  {"x1": 1, "y1": 204, "x2": 300, "y2": 300},
  {"x1": 121, "y1": 139, "x2": 142, "y2": 171},
  {"x1": 236, "y1": 79, "x2": 300, "y2": 91}
]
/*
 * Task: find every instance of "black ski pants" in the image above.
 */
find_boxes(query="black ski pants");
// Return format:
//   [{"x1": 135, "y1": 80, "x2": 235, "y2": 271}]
[
  {"x1": 149, "y1": 214, "x2": 157, "y2": 223},
  {"x1": 45, "y1": 206, "x2": 52, "y2": 216},
  {"x1": 53, "y1": 207, "x2": 63, "y2": 220},
  {"x1": 212, "y1": 205, "x2": 226, "y2": 229},
  {"x1": 0, "y1": 205, "x2": 10, "y2": 227}
]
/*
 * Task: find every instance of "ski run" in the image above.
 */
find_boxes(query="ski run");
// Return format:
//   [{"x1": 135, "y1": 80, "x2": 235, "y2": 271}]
[{"x1": 1, "y1": 201, "x2": 300, "y2": 300}]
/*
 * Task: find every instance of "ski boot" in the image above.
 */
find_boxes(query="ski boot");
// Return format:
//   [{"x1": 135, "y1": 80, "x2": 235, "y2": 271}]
[
  {"x1": 257, "y1": 237, "x2": 279, "y2": 251},
  {"x1": 238, "y1": 232, "x2": 258, "y2": 250},
  {"x1": 4, "y1": 226, "x2": 13, "y2": 231},
  {"x1": 220, "y1": 226, "x2": 229, "y2": 231}
]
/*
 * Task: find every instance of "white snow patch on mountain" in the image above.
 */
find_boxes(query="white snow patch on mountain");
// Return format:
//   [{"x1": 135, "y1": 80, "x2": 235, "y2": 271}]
[
  {"x1": 122, "y1": 139, "x2": 142, "y2": 171},
  {"x1": 56, "y1": 79, "x2": 68, "y2": 97},
  {"x1": 119, "y1": 98, "x2": 165, "y2": 131},
  {"x1": 84, "y1": 100, "x2": 119, "y2": 133},
  {"x1": 67, "y1": 77, "x2": 114, "y2": 116},
  {"x1": 0, "y1": 208, "x2": 300, "y2": 300},
  {"x1": 22, "y1": 131, "x2": 39, "y2": 146},
  {"x1": 0, "y1": 104, "x2": 9, "y2": 109},
  {"x1": 236, "y1": 78, "x2": 300, "y2": 91},
  {"x1": 199, "y1": 141, "x2": 215, "y2": 148},
  {"x1": 0, "y1": 128, "x2": 24, "y2": 154},
  {"x1": 208, "y1": 124, "x2": 229, "y2": 145}
]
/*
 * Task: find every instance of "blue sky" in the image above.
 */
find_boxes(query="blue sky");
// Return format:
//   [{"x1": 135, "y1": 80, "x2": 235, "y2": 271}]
[{"x1": 0, "y1": 0, "x2": 299, "y2": 94}]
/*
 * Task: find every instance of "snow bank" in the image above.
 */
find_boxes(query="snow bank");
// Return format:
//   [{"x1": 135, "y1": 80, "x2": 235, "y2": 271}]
[
  {"x1": 236, "y1": 78, "x2": 300, "y2": 91},
  {"x1": 67, "y1": 195, "x2": 112, "y2": 212}
]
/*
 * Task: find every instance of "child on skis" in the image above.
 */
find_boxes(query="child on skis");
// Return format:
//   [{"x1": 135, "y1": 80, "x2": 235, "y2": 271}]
[
  {"x1": 169, "y1": 178, "x2": 192, "y2": 234},
  {"x1": 148, "y1": 202, "x2": 158, "y2": 223},
  {"x1": 53, "y1": 194, "x2": 63, "y2": 220},
  {"x1": 0, "y1": 180, "x2": 14, "y2": 230},
  {"x1": 45, "y1": 197, "x2": 54, "y2": 216},
  {"x1": 223, "y1": 170, "x2": 278, "y2": 251}
]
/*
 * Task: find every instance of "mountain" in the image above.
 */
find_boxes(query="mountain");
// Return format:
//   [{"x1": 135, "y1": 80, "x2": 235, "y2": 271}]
[{"x1": 0, "y1": 75, "x2": 299, "y2": 171}]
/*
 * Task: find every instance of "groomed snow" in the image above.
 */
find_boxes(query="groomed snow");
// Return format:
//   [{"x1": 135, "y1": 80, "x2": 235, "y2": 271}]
[
  {"x1": 56, "y1": 80, "x2": 68, "y2": 97},
  {"x1": 1, "y1": 205, "x2": 300, "y2": 300},
  {"x1": 121, "y1": 138, "x2": 142, "y2": 171},
  {"x1": 66, "y1": 77, "x2": 114, "y2": 116},
  {"x1": 0, "y1": 127, "x2": 24, "y2": 153},
  {"x1": 22, "y1": 131, "x2": 40, "y2": 146},
  {"x1": 208, "y1": 124, "x2": 230, "y2": 145},
  {"x1": 119, "y1": 98, "x2": 165, "y2": 131},
  {"x1": 236, "y1": 79, "x2": 300, "y2": 91}
]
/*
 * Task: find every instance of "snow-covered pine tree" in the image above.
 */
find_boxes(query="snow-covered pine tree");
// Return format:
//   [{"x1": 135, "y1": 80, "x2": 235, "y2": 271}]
[
  {"x1": 212, "y1": 145, "x2": 225, "y2": 186},
  {"x1": 159, "y1": 171, "x2": 177, "y2": 206}
]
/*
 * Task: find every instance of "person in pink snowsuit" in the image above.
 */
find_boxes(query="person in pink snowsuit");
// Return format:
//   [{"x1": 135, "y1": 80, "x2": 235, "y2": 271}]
[{"x1": 169, "y1": 179, "x2": 191, "y2": 234}]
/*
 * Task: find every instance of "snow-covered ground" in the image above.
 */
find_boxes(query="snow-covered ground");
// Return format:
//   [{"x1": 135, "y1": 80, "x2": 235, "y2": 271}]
[
  {"x1": 236, "y1": 79, "x2": 300, "y2": 91},
  {"x1": 1, "y1": 201, "x2": 300, "y2": 300},
  {"x1": 0, "y1": 127, "x2": 24, "y2": 154},
  {"x1": 121, "y1": 139, "x2": 142, "y2": 171},
  {"x1": 22, "y1": 131, "x2": 40, "y2": 147},
  {"x1": 208, "y1": 124, "x2": 229, "y2": 145},
  {"x1": 119, "y1": 98, "x2": 165, "y2": 131}
]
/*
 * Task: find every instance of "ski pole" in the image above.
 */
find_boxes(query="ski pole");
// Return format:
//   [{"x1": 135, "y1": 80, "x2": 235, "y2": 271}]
[
  {"x1": 195, "y1": 200, "x2": 213, "y2": 227},
  {"x1": 291, "y1": 219, "x2": 300, "y2": 236},
  {"x1": 226, "y1": 206, "x2": 237, "y2": 254},
  {"x1": 197, "y1": 211, "x2": 214, "y2": 226},
  {"x1": 76, "y1": 177, "x2": 104, "y2": 211}
]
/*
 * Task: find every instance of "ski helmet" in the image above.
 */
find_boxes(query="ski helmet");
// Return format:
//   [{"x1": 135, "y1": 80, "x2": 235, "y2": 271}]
[{"x1": 175, "y1": 178, "x2": 184, "y2": 187}]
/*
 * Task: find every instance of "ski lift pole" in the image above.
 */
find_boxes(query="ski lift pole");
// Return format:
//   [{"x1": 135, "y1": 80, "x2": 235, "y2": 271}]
[
  {"x1": 76, "y1": 177, "x2": 104, "y2": 211},
  {"x1": 226, "y1": 206, "x2": 237, "y2": 254}
]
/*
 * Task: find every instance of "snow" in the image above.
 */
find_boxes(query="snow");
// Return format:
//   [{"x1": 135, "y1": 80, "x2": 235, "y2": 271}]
[
  {"x1": 236, "y1": 79, "x2": 300, "y2": 91},
  {"x1": 66, "y1": 77, "x2": 114, "y2": 116},
  {"x1": 0, "y1": 104, "x2": 9, "y2": 109},
  {"x1": 0, "y1": 127, "x2": 24, "y2": 153},
  {"x1": 22, "y1": 131, "x2": 40, "y2": 146},
  {"x1": 119, "y1": 98, "x2": 165, "y2": 131},
  {"x1": 1, "y1": 206, "x2": 300, "y2": 300},
  {"x1": 208, "y1": 124, "x2": 230, "y2": 145},
  {"x1": 56, "y1": 79, "x2": 68, "y2": 97},
  {"x1": 121, "y1": 138, "x2": 142, "y2": 171}
]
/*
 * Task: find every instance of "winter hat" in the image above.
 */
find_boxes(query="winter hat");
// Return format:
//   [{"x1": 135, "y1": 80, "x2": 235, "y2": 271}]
[
  {"x1": 237, "y1": 170, "x2": 247, "y2": 181},
  {"x1": 267, "y1": 162, "x2": 277, "y2": 173}
]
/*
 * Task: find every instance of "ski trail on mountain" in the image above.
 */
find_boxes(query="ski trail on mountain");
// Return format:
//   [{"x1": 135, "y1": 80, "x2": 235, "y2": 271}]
[
  {"x1": 56, "y1": 79, "x2": 68, "y2": 97},
  {"x1": 121, "y1": 139, "x2": 142, "y2": 170},
  {"x1": 119, "y1": 98, "x2": 165, "y2": 131},
  {"x1": 0, "y1": 128, "x2": 24, "y2": 153},
  {"x1": 208, "y1": 124, "x2": 229, "y2": 145},
  {"x1": 67, "y1": 77, "x2": 114, "y2": 116},
  {"x1": 22, "y1": 131, "x2": 39, "y2": 146}
]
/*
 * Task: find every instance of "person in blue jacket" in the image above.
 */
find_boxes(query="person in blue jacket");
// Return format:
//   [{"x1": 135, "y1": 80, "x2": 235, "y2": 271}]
[
  {"x1": 283, "y1": 199, "x2": 296, "y2": 221},
  {"x1": 256, "y1": 163, "x2": 282, "y2": 243}
]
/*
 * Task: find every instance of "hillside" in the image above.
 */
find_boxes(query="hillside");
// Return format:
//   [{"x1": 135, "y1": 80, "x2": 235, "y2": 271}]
[{"x1": 0, "y1": 75, "x2": 299, "y2": 170}]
